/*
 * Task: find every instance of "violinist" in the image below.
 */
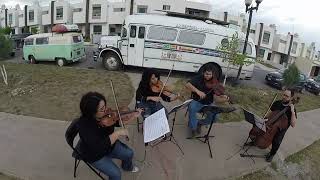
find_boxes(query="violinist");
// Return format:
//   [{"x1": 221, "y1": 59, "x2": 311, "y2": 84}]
[
  {"x1": 77, "y1": 92, "x2": 142, "y2": 180},
  {"x1": 186, "y1": 64, "x2": 230, "y2": 137},
  {"x1": 136, "y1": 68, "x2": 179, "y2": 118},
  {"x1": 264, "y1": 89, "x2": 297, "y2": 162}
]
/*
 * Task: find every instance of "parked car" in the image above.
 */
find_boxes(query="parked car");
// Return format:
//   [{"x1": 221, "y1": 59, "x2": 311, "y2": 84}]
[
  {"x1": 305, "y1": 78, "x2": 320, "y2": 95},
  {"x1": 265, "y1": 71, "x2": 307, "y2": 92}
]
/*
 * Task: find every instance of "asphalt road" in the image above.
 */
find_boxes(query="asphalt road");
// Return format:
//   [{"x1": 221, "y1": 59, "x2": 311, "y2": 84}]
[{"x1": 6, "y1": 46, "x2": 272, "y2": 89}]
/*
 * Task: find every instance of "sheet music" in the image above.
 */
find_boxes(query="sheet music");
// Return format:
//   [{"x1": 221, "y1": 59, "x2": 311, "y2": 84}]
[
  {"x1": 169, "y1": 99, "x2": 193, "y2": 114},
  {"x1": 143, "y1": 108, "x2": 170, "y2": 143},
  {"x1": 243, "y1": 109, "x2": 266, "y2": 132}
]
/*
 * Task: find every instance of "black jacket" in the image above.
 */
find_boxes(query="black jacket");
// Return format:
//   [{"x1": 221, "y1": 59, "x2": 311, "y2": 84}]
[{"x1": 135, "y1": 84, "x2": 171, "y2": 102}]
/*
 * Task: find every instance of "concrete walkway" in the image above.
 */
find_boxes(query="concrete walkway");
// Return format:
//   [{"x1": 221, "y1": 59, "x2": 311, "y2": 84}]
[{"x1": 0, "y1": 107, "x2": 320, "y2": 180}]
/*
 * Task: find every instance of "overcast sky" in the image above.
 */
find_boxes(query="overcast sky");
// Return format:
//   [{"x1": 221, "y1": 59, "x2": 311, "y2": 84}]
[{"x1": 2, "y1": 0, "x2": 319, "y2": 46}]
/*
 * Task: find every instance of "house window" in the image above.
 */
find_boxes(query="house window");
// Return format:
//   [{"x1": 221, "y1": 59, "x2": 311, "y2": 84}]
[
  {"x1": 163, "y1": 5, "x2": 170, "y2": 11},
  {"x1": 73, "y1": 8, "x2": 82, "y2": 12},
  {"x1": 29, "y1": 10, "x2": 34, "y2": 22},
  {"x1": 137, "y1": 5, "x2": 148, "y2": 13},
  {"x1": 113, "y1": 8, "x2": 125, "y2": 12},
  {"x1": 262, "y1": 32, "x2": 271, "y2": 44},
  {"x1": 56, "y1": 6, "x2": 63, "y2": 20},
  {"x1": 93, "y1": 25, "x2": 102, "y2": 34},
  {"x1": 42, "y1": 11, "x2": 49, "y2": 15},
  {"x1": 258, "y1": 49, "x2": 265, "y2": 58},
  {"x1": 250, "y1": 29, "x2": 256, "y2": 33},
  {"x1": 110, "y1": 27, "x2": 116, "y2": 33},
  {"x1": 92, "y1": 4, "x2": 101, "y2": 19},
  {"x1": 8, "y1": 14, "x2": 13, "y2": 25},
  {"x1": 267, "y1": 53, "x2": 272, "y2": 60},
  {"x1": 291, "y1": 42, "x2": 298, "y2": 54},
  {"x1": 36, "y1": 37, "x2": 49, "y2": 45}
]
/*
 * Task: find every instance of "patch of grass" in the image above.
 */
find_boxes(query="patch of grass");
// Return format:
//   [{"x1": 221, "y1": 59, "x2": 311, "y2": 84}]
[
  {"x1": 285, "y1": 139, "x2": 320, "y2": 165},
  {"x1": 236, "y1": 170, "x2": 273, "y2": 180},
  {"x1": 259, "y1": 62, "x2": 278, "y2": 70},
  {"x1": 0, "y1": 62, "x2": 134, "y2": 121},
  {"x1": 271, "y1": 162, "x2": 278, "y2": 171},
  {"x1": 0, "y1": 172, "x2": 20, "y2": 180},
  {"x1": 173, "y1": 78, "x2": 320, "y2": 123}
]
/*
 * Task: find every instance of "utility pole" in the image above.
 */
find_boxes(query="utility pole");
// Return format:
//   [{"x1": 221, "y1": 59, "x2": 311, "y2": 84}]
[
  {"x1": 256, "y1": 23, "x2": 264, "y2": 60},
  {"x1": 85, "y1": 0, "x2": 90, "y2": 40},
  {"x1": 130, "y1": 0, "x2": 134, "y2": 15},
  {"x1": 286, "y1": 33, "x2": 294, "y2": 67}
]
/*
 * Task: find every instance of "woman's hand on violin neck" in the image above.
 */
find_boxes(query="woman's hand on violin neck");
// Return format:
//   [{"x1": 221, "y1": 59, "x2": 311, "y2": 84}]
[{"x1": 147, "y1": 96, "x2": 161, "y2": 102}]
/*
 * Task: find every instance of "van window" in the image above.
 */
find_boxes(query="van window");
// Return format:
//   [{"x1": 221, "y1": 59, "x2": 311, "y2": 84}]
[
  {"x1": 73, "y1": 35, "x2": 83, "y2": 43},
  {"x1": 24, "y1": 38, "x2": 34, "y2": 45},
  {"x1": 130, "y1": 26, "x2": 136, "y2": 38},
  {"x1": 36, "y1": 37, "x2": 49, "y2": 45},
  {"x1": 138, "y1": 27, "x2": 145, "y2": 39},
  {"x1": 238, "y1": 42, "x2": 252, "y2": 55},
  {"x1": 178, "y1": 30, "x2": 205, "y2": 45},
  {"x1": 122, "y1": 27, "x2": 127, "y2": 38},
  {"x1": 147, "y1": 26, "x2": 177, "y2": 41}
]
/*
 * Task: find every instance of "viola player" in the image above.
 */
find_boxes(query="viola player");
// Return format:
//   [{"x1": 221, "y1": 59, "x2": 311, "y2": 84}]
[
  {"x1": 136, "y1": 68, "x2": 179, "y2": 118},
  {"x1": 264, "y1": 89, "x2": 297, "y2": 162},
  {"x1": 185, "y1": 64, "x2": 230, "y2": 137},
  {"x1": 77, "y1": 92, "x2": 142, "y2": 180}
]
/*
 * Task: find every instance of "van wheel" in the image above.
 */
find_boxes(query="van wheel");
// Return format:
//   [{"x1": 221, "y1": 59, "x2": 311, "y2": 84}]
[
  {"x1": 103, "y1": 53, "x2": 121, "y2": 71},
  {"x1": 198, "y1": 63, "x2": 222, "y2": 80},
  {"x1": 29, "y1": 55, "x2": 37, "y2": 64},
  {"x1": 56, "y1": 58, "x2": 66, "y2": 67}
]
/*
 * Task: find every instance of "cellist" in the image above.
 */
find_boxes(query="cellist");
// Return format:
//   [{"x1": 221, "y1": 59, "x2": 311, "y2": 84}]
[{"x1": 264, "y1": 89, "x2": 297, "y2": 162}]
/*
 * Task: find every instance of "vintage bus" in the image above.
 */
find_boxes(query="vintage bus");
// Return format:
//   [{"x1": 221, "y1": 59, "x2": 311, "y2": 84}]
[
  {"x1": 94, "y1": 13, "x2": 256, "y2": 79},
  {"x1": 23, "y1": 25, "x2": 85, "y2": 67}
]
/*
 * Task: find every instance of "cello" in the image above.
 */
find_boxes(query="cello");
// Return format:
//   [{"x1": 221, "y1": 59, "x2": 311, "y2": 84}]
[{"x1": 248, "y1": 96, "x2": 299, "y2": 149}]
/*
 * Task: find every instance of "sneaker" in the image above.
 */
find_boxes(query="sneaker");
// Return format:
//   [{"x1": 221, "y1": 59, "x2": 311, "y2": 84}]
[
  {"x1": 265, "y1": 153, "x2": 274, "y2": 162},
  {"x1": 131, "y1": 166, "x2": 139, "y2": 173}
]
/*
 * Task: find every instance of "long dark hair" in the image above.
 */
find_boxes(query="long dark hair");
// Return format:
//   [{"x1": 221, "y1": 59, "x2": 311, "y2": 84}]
[
  {"x1": 80, "y1": 92, "x2": 106, "y2": 120},
  {"x1": 138, "y1": 68, "x2": 160, "y2": 91}
]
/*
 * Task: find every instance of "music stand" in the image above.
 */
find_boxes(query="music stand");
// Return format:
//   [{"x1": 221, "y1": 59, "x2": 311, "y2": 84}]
[
  {"x1": 187, "y1": 105, "x2": 236, "y2": 158},
  {"x1": 149, "y1": 100, "x2": 193, "y2": 155}
]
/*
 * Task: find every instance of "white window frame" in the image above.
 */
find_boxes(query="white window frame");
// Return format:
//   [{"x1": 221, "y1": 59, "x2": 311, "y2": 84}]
[
  {"x1": 137, "y1": 5, "x2": 148, "y2": 13},
  {"x1": 92, "y1": 4, "x2": 102, "y2": 19},
  {"x1": 56, "y1": 6, "x2": 63, "y2": 20}
]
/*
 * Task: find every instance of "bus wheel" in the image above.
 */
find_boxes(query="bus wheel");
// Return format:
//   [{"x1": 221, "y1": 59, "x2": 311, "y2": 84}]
[
  {"x1": 198, "y1": 63, "x2": 222, "y2": 80},
  {"x1": 103, "y1": 53, "x2": 121, "y2": 71},
  {"x1": 56, "y1": 58, "x2": 66, "y2": 67},
  {"x1": 29, "y1": 55, "x2": 37, "y2": 64}
]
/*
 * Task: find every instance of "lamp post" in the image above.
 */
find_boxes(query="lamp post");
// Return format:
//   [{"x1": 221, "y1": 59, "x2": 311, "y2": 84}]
[{"x1": 236, "y1": 0, "x2": 263, "y2": 80}]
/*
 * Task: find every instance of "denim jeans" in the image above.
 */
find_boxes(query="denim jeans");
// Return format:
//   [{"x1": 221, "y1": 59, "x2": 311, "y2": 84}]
[
  {"x1": 92, "y1": 141, "x2": 133, "y2": 180},
  {"x1": 188, "y1": 100, "x2": 218, "y2": 130},
  {"x1": 136, "y1": 100, "x2": 168, "y2": 118}
]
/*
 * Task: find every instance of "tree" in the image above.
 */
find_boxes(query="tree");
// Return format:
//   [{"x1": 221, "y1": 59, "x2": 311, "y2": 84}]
[
  {"x1": 0, "y1": 34, "x2": 13, "y2": 59},
  {"x1": 0, "y1": 27, "x2": 12, "y2": 35},
  {"x1": 217, "y1": 32, "x2": 252, "y2": 85},
  {"x1": 31, "y1": 27, "x2": 39, "y2": 34},
  {"x1": 283, "y1": 63, "x2": 300, "y2": 89}
]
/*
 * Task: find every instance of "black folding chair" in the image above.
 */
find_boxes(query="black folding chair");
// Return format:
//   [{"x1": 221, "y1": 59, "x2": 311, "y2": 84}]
[{"x1": 65, "y1": 118, "x2": 106, "y2": 179}]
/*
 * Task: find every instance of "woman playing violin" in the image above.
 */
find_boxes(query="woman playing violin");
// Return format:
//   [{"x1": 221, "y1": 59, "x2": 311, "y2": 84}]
[
  {"x1": 77, "y1": 92, "x2": 142, "y2": 180},
  {"x1": 136, "y1": 68, "x2": 179, "y2": 118}
]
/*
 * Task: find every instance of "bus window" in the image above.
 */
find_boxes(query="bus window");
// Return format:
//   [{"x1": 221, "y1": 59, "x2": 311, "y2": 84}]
[
  {"x1": 36, "y1": 37, "x2": 49, "y2": 45},
  {"x1": 238, "y1": 42, "x2": 252, "y2": 55},
  {"x1": 138, "y1": 27, "x2": 145, "y2": 39},
  {"x1": 73, "y1": 35, "x2": 83, "y2": 43},
  {"x1": 147, "y1": 26, "x2": 177, "y2": 41},
  {"x1": 121, "y1": 27, "x2": 127, "y2": 38},
  {"x1": 178, "y1": 30, "x2": 206, "y2": 45},
  {"x1": 130, "y1": 26, "x2": 137, "y2": 38},
  {"x1": 24, "y1": 38, "x2": 34, "y2": 46}
]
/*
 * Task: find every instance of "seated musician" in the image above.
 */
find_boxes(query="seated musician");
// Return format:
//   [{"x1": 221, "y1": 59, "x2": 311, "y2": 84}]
[
  {"x1": 264, "y1": 89, "x2": 297, "y2": 162},
  {"x1": 136, "y1": 68, "x2": 179, "y2": 118},
  {"x1": 78, "y1": 92, "x2": 142, "y2": 180},
  {"x1": 186, "y1": 64, "x2": 230, "y2": 137}
]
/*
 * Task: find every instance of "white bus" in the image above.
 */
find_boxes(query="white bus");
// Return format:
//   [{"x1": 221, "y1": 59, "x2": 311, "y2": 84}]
[{"x1": 94, "y1": 13, "x2": 256, "y2": 79}]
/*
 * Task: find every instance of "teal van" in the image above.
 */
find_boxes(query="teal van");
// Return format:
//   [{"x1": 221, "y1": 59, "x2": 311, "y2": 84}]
[{"x1": 23, "y1": 32, "x2": 86, "y2": 66}]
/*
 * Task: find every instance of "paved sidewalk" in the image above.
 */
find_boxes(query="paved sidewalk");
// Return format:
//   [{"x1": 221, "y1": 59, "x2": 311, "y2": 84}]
[{"x1": 0, "y1": 107, "x2": 320, "y2": 180}]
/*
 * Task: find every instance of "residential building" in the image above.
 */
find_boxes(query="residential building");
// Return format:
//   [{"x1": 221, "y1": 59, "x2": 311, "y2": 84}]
[
  {"x1": 26, "y1": 1, "x2": 43, "y2": 34},
  {"x1": 0, "y1": 5, "x2": 6, "y2": 28},
  {"x1": 7, "y1": 5, "x2": 20, "y2": 34},
  {"x1": 210, "y1": 12, "x2": 246, "y2": 32},
  {"x1": 249, "y1": 23, "x2": 277, "y2": 62},
  {"x1": 295, "y1": 42, "x2": 320, "y2": 77}
]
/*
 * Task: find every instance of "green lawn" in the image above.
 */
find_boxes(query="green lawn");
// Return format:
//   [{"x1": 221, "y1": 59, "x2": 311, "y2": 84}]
[
  {"x1": 0, "y1": 62, "x2": 134, "y2": 121},
  {"x1": 0, "y1": 173, "x2": 19, "y2": 180}
]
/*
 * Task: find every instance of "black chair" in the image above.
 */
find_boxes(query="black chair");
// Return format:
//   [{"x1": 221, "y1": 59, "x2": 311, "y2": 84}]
[{"x1": 65, "y1": 118, "x2": 106, "y2": 179}]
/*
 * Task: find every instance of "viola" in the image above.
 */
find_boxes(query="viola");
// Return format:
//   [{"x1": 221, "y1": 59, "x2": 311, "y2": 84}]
[
  {"x1": 151, "y1": 80, "x2": 185, "y2": 101},
  {"x1": 204, "y1": 78, "x2": 234, "y2": 104},
  {"x1": 98, "y1": 107, "x2": 139, "y2": 127},
  {"x1": 248, "y1": 97, "x2": 300, "y2": 149}
]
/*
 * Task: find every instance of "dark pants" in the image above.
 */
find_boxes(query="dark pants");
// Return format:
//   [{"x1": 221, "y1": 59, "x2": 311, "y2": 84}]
[
  {"x1": 136, "y1": 100, "x2": 168, "y2": 118},
  {"x1": 270, "y1": 128, "x2": 288, "y2": 156}
]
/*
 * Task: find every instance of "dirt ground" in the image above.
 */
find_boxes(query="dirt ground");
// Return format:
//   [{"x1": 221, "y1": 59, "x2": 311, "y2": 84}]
[{"x1": 0, "y1": 63, "x2": 134, "y2": 121}]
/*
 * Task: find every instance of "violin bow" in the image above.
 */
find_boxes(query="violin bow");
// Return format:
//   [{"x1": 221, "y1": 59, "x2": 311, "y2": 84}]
[
  {"x1": 110, "y1": 80, "x2": 129, "y2": 141},
  {"x1": 263, "y1": 93, "x2": 278, "y2": 119},
  {"x1": 158, "y1": 63, "x2": 175, "y2": 98}
]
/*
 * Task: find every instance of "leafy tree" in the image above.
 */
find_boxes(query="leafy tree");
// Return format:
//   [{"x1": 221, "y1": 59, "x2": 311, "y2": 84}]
[
  {"x1": 0, "y1": 27, "x2": 12, "y2": 35},
  {"x1": 283, "y1": 63, "x2": 300, "y2": 88},
  {"x1": 0, "y1": 34, "x2": 13, "y2": 59},
  {"x1": 217, "y1": 32, "x2": 252, "y2": 85},
  {"x1": 31, "y1": 27, "x2": 39, "y2": 34}
]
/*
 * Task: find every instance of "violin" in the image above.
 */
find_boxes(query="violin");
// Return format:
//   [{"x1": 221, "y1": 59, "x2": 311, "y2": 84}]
[
  {"x1": 204, "y1": 78, "x2": 233, "y2": 104},
  {"x1": 248, "y1": 96, "x2": 300, "y2": 149},
  {"x1": 98, "y1": 107, "x2": 139, "y2": 127},
  {"x1": 151, "y1": 80, "x2": 185, "y2": 101}
]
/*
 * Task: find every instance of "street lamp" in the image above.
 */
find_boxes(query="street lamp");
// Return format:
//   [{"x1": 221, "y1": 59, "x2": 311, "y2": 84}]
[{"x1": 236, "y1": 0, "x2": 263, "y2": 80}]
